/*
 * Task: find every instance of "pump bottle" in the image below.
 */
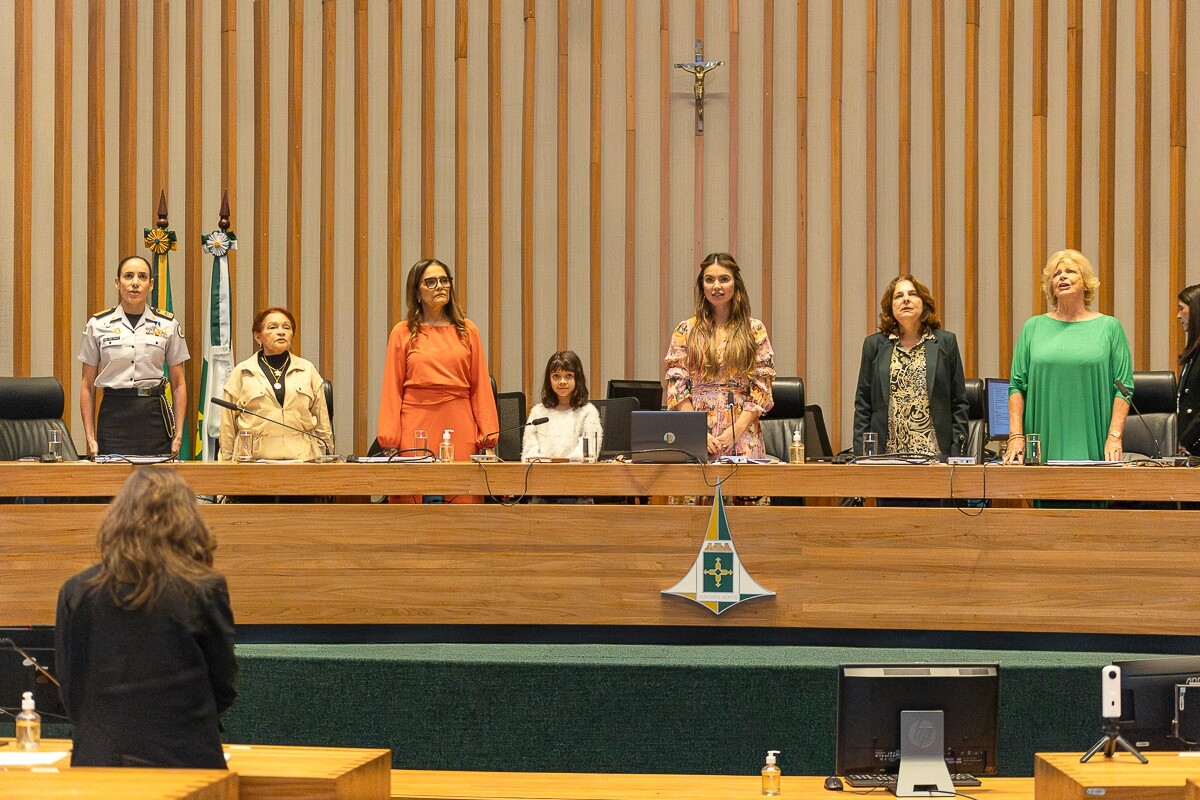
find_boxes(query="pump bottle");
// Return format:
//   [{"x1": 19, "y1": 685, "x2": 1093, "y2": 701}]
[
  {"x1": 789, "y1": 430, "x2": 806, "y2": 464},
  {"x1": 761, "y1": 750, "x2": 781, "y2": 795},
  {"x1": 15, "y1": 691, "x2": 40, "y2": 750},
  {"x1": 438, "y1": 430, "x2": 455, "y2": 462}
]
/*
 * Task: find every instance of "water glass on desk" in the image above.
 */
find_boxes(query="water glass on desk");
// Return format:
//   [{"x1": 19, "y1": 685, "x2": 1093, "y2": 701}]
[
  {"x1": 235, "y1": 430, "x2": 260, "y2": 462},
  {"x1": 46, "y1": 429, "x2": 63, "y2": 462},
  {"x1": 413, "y1": 429, "x2": 429, "y2": 457},
  {"x1": 861, "y1": 432, "x2": 879, "y2": 457},
  {"x1": 580, "y1": 432, "x2": 599, "y2": 463},
  {"x1": 1024, "y1": 433, "x2": 1042, "y2": 465}
]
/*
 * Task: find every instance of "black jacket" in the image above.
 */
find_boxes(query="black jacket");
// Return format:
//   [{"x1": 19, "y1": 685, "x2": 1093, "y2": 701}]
[
  {"x1": 853, "y1": 329, "x2": 970, "y2": 456},
  {"x1": 55, "y1": 566, "x2": 237, "y2": 768},
  {"x1": 1178, "y1": 348, "x2": 1200, "y2": 455}
]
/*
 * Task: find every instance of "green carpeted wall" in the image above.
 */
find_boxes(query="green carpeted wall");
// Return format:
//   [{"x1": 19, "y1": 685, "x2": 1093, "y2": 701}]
[{"x1": 222, "y1": 644, "x2": 1166, "y2": 777}]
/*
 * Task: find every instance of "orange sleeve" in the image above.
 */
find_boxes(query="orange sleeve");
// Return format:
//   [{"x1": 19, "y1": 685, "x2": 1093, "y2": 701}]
[
  {"x1": 466, "y1": 321, "x2": 499, "y2": 447},
  {"x1": 377, "y1": 323, "x2": 408, "y2": 448}
]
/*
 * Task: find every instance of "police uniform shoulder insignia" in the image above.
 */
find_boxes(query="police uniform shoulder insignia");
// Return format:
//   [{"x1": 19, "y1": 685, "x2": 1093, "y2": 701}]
[
  {"x1": 90, "y1": 307, "x2": 116, "y2": 319},
  {"x1": 151, "y1": 307, "x2": 175, "y2": 320}
]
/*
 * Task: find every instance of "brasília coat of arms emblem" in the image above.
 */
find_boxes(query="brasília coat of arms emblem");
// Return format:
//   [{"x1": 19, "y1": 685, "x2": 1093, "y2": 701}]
[{"x1": 662, "y1": 484, "x2": 774, "y2": 614}]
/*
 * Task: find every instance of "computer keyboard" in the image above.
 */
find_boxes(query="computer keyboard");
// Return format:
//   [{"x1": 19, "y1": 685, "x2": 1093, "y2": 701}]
[{"x1": 844, "y1": 773, "x2": 982, "y2": 788}]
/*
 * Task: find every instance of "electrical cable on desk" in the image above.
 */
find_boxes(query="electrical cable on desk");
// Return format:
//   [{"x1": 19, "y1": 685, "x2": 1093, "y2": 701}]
[
  {"x1": 949, "y1": 458, "x2": 987, "y2": 517},
  {"x1": 474, "y1": 458, "x2": 535, "y2": 506}
]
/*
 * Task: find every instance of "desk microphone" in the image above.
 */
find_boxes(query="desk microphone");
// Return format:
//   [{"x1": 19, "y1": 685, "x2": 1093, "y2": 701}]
[
  {"x1": 1114, "y1": 379, "x2": 1163, "y2": 459},
  {"x1": 481, "y1": 417, "x2": 550, "y2": 455},
  {"x1": 211, "y1": 397, "x2": 332, "y2": 457},
  {"x1": 0, "y1": 638, "x2": 59, "y2": 688}
]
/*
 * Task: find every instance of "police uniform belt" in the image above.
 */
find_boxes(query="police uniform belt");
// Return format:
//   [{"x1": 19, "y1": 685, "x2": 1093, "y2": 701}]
[{"x1": 104, "y1": 384, "x2": 166, "y2": 398}]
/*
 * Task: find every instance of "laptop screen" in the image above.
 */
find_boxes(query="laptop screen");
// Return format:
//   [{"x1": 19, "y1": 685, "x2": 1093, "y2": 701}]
[
  {"x1": 984, "y1": 379, "x2": 1010, "y2": 439},
  {"x1": 629, "y1": 411, "x2": 708, "y2": 463}
]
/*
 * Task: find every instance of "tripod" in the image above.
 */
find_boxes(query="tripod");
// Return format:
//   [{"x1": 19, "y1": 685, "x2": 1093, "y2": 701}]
[{"x1": 1080, "y1": 719, "x2": 1148, "y2": 764}]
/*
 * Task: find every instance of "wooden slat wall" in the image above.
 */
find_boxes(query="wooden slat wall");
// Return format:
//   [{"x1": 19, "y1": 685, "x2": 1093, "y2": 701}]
[
  {"x1": 13, "y1": 0, "x2": 31, "y2": 377},
  {"x1": 3, "y1": 0, "x2": 1197, "y2": 452},
  {"x1": 1170, "y1": 0, "x2": 1186, "y2": 363},
  {"x1": 53, "y1": 0, "x2": 72, "y2": 397},
  {"x1": 1098, "y1": 0, "x2": 1115, "y2": 316}
]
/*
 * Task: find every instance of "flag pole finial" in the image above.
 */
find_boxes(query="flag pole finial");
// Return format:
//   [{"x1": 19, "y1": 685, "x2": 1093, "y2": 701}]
[
  {"x1": 218, "y1": 189, "x2": 231, "y2": 232},
  {"x1": 156, "y1": 189, "x2": 168, "y2": 228}
]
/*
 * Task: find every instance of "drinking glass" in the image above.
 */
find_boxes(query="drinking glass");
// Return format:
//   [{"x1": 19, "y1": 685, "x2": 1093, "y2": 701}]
[
  {"x1": 414, "y1": 429, "x2": 429, "y2": 456},
  {"x1": 47, "y1": 429, "x2": 63, "y2": 462},
  {"x1": 236, "y1": 430, "x2": 260, "y2": 462},
  {"x1": 1024, "y1": 433, "x2": 1042, "y2": 465},
  {"x1": 861, "y1": 432, "x2": 879, "y2": 457}
]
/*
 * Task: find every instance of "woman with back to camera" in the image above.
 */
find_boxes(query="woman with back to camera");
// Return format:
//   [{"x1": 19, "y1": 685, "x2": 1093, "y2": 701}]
[
  {"x1": 1176, "y1": 284, "x2": 1200, "y2": 456},
  {"x1": 78, "y1": 255, "x2": 189, "y2": 458},
  {"x1": 377, "y1": 259, "x2": 498, "y2": 502},
  {"x1": 664, "y1": 252, "x2": 776, "y2": 460},
  {"x1": 1003, "y1": 249, "x2": 1133, "y2": 464},
  {"x1": 218, "y1": 306, "x2": 333, "y2": 461},
  {"x1": 55, "y1": 468, "x2": 237, "y2": 768},
  {"x1": 853, "y1": 275, "x2": 969, "y2": 458}
]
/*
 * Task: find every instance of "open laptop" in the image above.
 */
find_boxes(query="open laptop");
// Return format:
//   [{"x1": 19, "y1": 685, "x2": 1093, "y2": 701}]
[
  {"x1": 630, "y1": 411, "x2": 708, "y2": 463},
  {"x1": 984, "y1": 378, "x2": 1010, "y2": 439}
]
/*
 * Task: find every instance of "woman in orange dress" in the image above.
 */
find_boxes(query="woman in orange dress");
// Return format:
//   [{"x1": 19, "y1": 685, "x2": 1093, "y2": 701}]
[{"x1": 378, "y1": 258, "x2": 498, "y2": 503}]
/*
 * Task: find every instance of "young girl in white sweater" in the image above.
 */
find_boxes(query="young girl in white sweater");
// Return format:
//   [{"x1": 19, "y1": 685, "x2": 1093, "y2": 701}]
[{"x1": 521, "y1": 350, "x2": 603, "y2": 462}]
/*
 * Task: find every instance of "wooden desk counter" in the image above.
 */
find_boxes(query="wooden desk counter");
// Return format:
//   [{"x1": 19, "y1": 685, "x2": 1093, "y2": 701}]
[
  {"x1": 0, "y1": 766, "x2": 235, "y2": 800},
  {"x1": 6, "y1": 460, "x2": 1200, "y2": 501},
  {"x1": 1035, "y1": 751, "x2": 1200, "y2": 800},
  {"x1": 6, "y1": 739, "x2": 390, "y2": 800},
  {"x1": 390, "y1": 770, "x2": 1036, "y2": 799}
]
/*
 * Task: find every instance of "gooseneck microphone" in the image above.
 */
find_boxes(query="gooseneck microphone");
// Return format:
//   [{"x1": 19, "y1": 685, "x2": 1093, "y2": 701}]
[
  {"x1": 480, "y1": 417, "x2": 550, "y2": 456},
  {"x1": 0, "y1": 638, "x2": 59, "y2": 688},
  {"x1": 1114, "y1": 379, "x2": 1163, "y2": 459},
  {"x1": 211, "y1": 397, "x2": 332, "y2": 457}
]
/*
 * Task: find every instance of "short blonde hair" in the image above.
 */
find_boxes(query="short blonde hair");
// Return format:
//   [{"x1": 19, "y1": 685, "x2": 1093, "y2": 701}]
[{"x1": 1042, "y1": 249, "x2": 1100, "y2": 309}]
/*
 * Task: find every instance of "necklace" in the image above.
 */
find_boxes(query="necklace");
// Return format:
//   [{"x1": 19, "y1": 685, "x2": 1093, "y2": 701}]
[{"x1": 260, "y1": 353, "x2": 290, "y2": 390}]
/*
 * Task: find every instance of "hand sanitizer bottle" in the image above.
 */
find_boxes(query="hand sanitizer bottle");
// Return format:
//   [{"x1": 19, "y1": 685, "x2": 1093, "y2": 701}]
[
  {"x1": 15, "y1": 691, "x2": 40, "y2": 750},
  {"x1": 761, "y1": 750, "x2": 781, "y2": 795},
  {"x1": 438, "y1": 429, "x2": 455, "y2": 462},
  {"x1": 789, "y1": 430, "x2": 806, "y2": 464}
]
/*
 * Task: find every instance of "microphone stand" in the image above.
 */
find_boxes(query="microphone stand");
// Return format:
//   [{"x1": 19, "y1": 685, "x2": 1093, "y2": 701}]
[
  {"x1": 1114, "y1": 380, "x2": 1164, "y2": 460},
  {"x1": 213, "y1": 399, "x2": 333, "y2": 458},
  {"x1": 0, "y1": 637, "x2": 60, "y2": 688}
]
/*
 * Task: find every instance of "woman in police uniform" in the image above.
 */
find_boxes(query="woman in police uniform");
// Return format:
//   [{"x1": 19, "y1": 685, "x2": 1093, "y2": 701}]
[{"x1": 78, "y1": 256, "x2": 189, "y2": 457}]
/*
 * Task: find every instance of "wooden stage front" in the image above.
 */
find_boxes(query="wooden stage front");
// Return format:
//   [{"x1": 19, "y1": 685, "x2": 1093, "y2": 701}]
[{"x1": 1, "y1": 462, "x2": 1197, "y2": 636}]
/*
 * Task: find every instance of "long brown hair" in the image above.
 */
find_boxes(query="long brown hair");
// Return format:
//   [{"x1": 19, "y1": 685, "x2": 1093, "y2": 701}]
[
  {"x1": 876, "y1": 275, "x2": 942, "y2": 337},
  {"x1": 90, "y1": 468, "x2": 218, "y2": 610},
  {"x1": 540, "y1": 350, "x2": 590, "y2": 409},
  {"x1": 404, "y1": 258, "x2": 468, "y2": 342},
  {"x1": 1180, "y1": 284, "x2": 1200, "y2": 366},
  {"x1": 685, "y1": 253, "x2": 757, "y2": 380}
]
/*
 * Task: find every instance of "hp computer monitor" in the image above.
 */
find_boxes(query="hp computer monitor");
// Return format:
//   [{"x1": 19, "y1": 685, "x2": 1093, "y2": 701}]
[
  {"x1": 836, "y1": 663, "x2": 1000, "y2": 780},
  {"x1": 1115, "y1": 656, "x2": 1200, "y2": 751},
  {"x1": 984, "y1": 379, "x2": 1010, "y2": 439}
]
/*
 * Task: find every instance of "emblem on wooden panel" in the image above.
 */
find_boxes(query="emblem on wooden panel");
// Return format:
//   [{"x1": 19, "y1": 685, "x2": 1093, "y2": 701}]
[{"x1": 662, "y1": 485, "x2": 774, "y2": 615}]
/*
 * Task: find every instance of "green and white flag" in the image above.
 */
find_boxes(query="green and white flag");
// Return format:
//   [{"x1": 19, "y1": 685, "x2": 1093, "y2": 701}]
[{"x1": 196, "y1": 230, "x2": 236, "y2": 461}]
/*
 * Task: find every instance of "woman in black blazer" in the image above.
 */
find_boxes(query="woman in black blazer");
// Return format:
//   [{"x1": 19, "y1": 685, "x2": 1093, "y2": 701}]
[
  {"x1": 55, "y1": 467, "x2": 237, "y2": 768},
  {"x1": 1177, "y1": 284, "x2": 1200, "y2": 456},
  {"x1": 853, "y1": 275, "x2": 969, "y2": 457}
]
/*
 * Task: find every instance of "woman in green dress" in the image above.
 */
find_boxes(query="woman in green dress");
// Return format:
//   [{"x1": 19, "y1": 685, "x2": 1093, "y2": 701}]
[{"x1": 1002, "y1": 249, "x2": 1133, "y2": 464}]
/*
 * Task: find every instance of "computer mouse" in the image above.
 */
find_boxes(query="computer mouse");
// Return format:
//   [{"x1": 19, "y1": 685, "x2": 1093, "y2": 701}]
[{"x1": 823, "y1": 775, "x2": 844, "y2": 791}]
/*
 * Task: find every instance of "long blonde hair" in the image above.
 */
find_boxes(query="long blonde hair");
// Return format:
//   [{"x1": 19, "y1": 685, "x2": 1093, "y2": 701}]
[
  {"x1": 684, "y1": 253, "x2": 757, "y2": 380},
  {"x1": 90, "y1": 468, "x2": 218, "y2": 610}
]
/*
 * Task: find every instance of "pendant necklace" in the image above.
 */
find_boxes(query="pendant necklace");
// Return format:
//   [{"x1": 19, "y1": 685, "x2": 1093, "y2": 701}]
[{"x1": 261, "y1": 353, "x2": 290, "y2": 390}]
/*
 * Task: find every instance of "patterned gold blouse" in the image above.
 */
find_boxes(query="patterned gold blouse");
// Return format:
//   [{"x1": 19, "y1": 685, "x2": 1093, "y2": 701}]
[{"x1": 886, "y1": 333, "x2": 941, "y2": 455}]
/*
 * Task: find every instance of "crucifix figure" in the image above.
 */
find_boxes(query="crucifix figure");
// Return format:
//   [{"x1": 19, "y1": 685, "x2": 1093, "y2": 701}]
[{"x1": 674, "y1": 39, "x2": 725, "y2": 133}]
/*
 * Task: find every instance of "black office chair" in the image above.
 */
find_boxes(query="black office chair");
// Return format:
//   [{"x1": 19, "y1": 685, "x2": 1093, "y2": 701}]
[
  {"x1": 759, "y1": 376, "x2": 806, "y2": 461},
  {"x1": 494, "y1": 391, "x2": 527, "y2": 462},
  {"x1": 591, "y1": 397, "x2": 638, "y2": 459},
  {"x1": 0, "y1": 377, "x2": 79, "y2": 461},
  {"x1": 963, "y1": 378, "x2": 986, "y2": 461},
  {"x1": 1125, "y1": 370, "x2": 1178, "y2": 459}
]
